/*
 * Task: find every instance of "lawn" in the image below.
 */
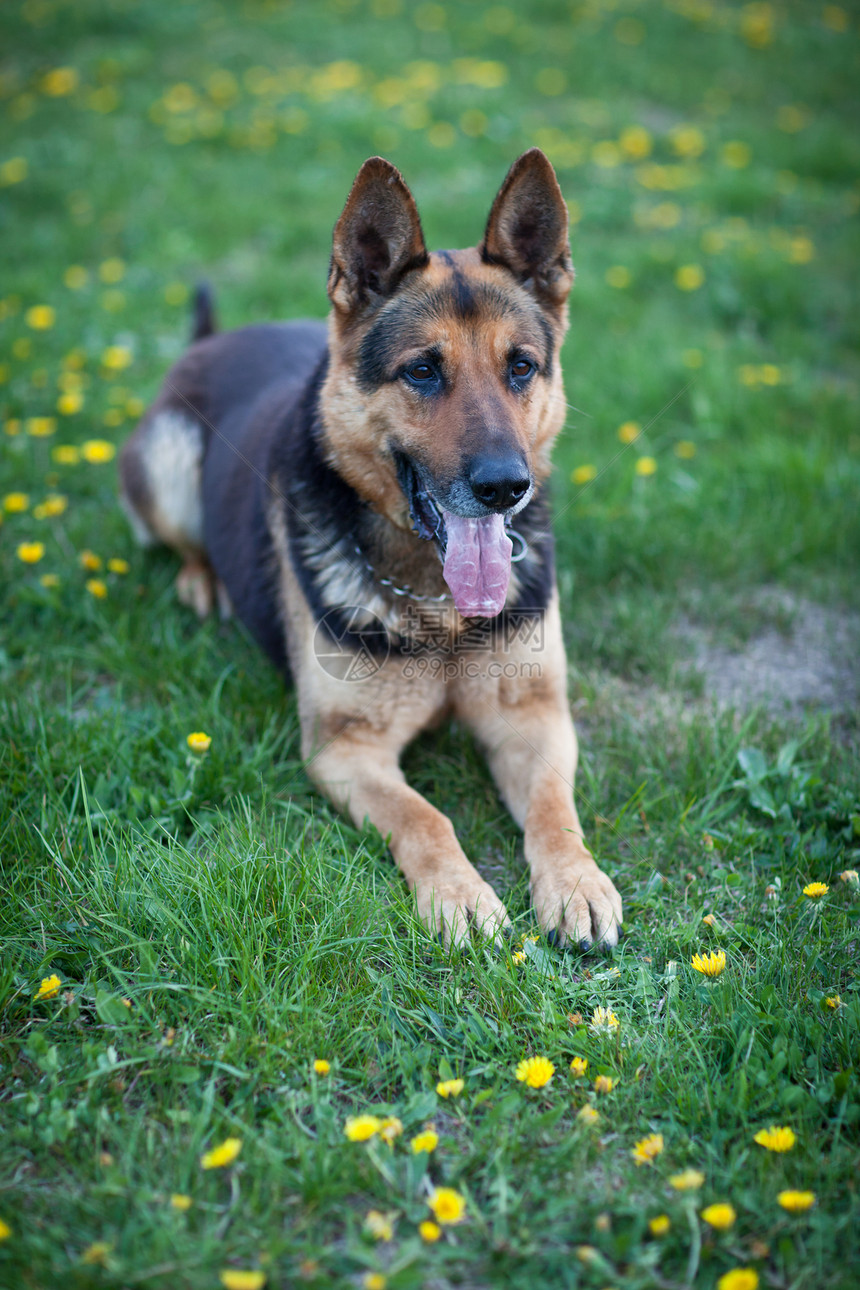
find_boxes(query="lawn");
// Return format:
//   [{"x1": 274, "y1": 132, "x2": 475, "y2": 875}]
[{"x1": 1, "y1": 1, "x2": 859, "y2": 1287}]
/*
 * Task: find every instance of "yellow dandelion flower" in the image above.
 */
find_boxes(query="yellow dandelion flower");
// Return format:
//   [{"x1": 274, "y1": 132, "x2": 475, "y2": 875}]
[
  {"x1": 362, "y1": 1275, "x2": 386, "y2": 1290},
  {"x1": 635, "y1": 456, "x2": 657, "y2": 476},
  {"x1": 187, "y1": 731, "x2": 212, "y2": 753},
  {"x1": 777, "y1": 1190, "x2": 815, "y2": 1213},
  {"x1": 101, "y1": 344, "x2": 132, "y2": 370},
  {"x1": 81, "y1": 1241, "x2": 112, "y2": 1265},
  {"x1": 572, "y1": 464, "x2": 597, "y2": 485},
  {"x1": 632, "y1": 1133, "x2": 664, "y2": 1165},
  {"x1": 26, "y1": 304, "x2": 56, "y2": 330},
  {"x1": 590, "y1": 1006, "x2": 620, "y2": 1033},
  {"x1": 754, "y1": 1125, "x2": 796, "y2": 1152},
  {"x1": 0, "y1": 157, "x2": 28, "y2": 186},
  {"x1": 86, "y1": 578, "x2": 108, "y2": 600},
  {"x1": 200, "y1": 1137, "x2": 242, "y2": 1169},
  {"x1": 410, "y1": 1128, "x2": 439, "y2": 1153},
  {"x1": 606, "y1": 265, "x2": 631, "y2": 288},
  {"x1": 364, "y1": 1210, "x2": 394, "y2": 1241},
  {"x1": 35, "y1": 494, "x2": 67, "y2": 518},
  {"x1": 53, "y1": 444, "x2": 81, "y2": 464},
  {"x1": 717, "y1": 1271, "x2": 758, "y2": 1290},
  {"x1": 80, "y1": 550, "x2": 102, "y2": 571},
  {"x1": 436, "y1": 1078, "x2": 464, "y2": 1098},
  {"x1": 824, "y1": 995, "x2": 841, "y2": 1009},
  {"x1": 378, "y1": 1116, "x2": 403, "y2": 1145},
  {"x1": 419, "y1": 1219, "x2": 441, "y2": 1241},
  {"x1": 40, "y1": 573, "x2": 60, "y2": 588},
  {"x1": 313, "y1": 1059, "x2": 330, "y2": 1074},
  {"x1": 618, "y1": 421, "x2": 640, "y2": 444},
  {"x1": 0, "y1": 1219, "x2": 11, "y2": 1240},
  {"x1": 107, "y1": 557, "x2": 129, "y2": 574},
  {"x1": 515, "y1": 1055, "x2": 555, "y2": 1088},
  {"x1": 570, "y1": 1056, "x2": 588, "y2": 1077},
  {"x1": 511, "y1": 949, "x2": 526, "y2": 964},
  {"x1": 35, "y1": 973, "x2": 61, "y2": 999},
  {"x1": 219, "y1": 1273, "x2": 266, "y2": 1290},
  {"x1": 722, "y1": 141, "x2": 752, "y2": 168},
  {"x1": 428, "y1": 1186, "x2": 466, "y2": 1225},
  {"x1": 701, "y1": 913, "x2": 716, "y2": 925},
  {"x1": 165, "y1": 281, "x2": 190, "y2": 306},
  {"x1": 17, "y1": 541, "x2": 46, "y2": 564},
  {"x1": 64, "y1": 265, "x2": 89, "y2": 289},
  {"x1": 619, "y1": 125, "x2": 652, "y2": 159},
  {"x1": 99, "y1": 259, "x2": 125, "y2": 285},
  {"x1": 81, "y1": 439, "x2": 116, "y2": 463},
  {"x1": 788, "y1": 236, "x2": 814, "y2": 264},
  {"x1": 839, "y1": 869, "x2": 858, "y2": 884},
  {"x1": 675, "y1": 264, "x2": 705, "y2": 291},
  {"x1": 692, "y1": 950, "x2": 726, "y2": 977},
  {"x1": 594, "y1": 1075, "x2": 615, "y2": 1094},
  {"x1": 701, "y1": 1202, "x2": 736, "y2": 1230},
  {"x1": 4, "y1": 492, "x2": 29, "y2": 513},
  {"x1": 802, "y1": 882, "x2": 828, "y2": 899},
  {"x1": 577, "y1": 1104, "x2": 600, "y2": 1125},
  {"x1": 670, "y1": 1169, "x2": 705, "y2": 1190},
  {"x1": 57, "y1": 391, "x2": 84, "y2": 415},
  {"x1": 170, "y1": 1194, "x2": 193, "y2": 1210},
  {"x1": 671, "y1": 125, "x2": 706, "y2": 158},
  {"x1": 344, "y1": 1114, "x2": 382, "y2": 1142},
  {"x1": 649, "y1": 1214, "x2": 671, "y2": 1236},
  {"x1": 27, "y1": 417, "x2": 57, "y2": 437},
  {"x1": 42, "y1": 67, "x2": 79, "y2": 96},
  {"x1": 592, "y1": 140, "x2": 621, "y2": 168},
  {"x1": 823, "y1": 4, "x2": 849, "y2": 31}
]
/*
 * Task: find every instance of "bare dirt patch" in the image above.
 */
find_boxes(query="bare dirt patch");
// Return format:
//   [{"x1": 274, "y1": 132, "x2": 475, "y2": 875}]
[{"x1": 677, "y1": 588, "x2": 860, "y2": 718}]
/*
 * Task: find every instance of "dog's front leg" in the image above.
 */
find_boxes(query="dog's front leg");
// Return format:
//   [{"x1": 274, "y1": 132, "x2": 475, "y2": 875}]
[
  {"x1": 307, "y1": 729, "x2": 510, "y2": 949},
  {"x1": 457, "y1": 596, "x2": 622, "y2": 949}
]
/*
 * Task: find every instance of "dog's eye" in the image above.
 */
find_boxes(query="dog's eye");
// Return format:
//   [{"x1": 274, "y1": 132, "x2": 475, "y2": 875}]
[
  {"x1": 405, "y1": 363, "x2": 435, "y2": 382},
  {"x1": 510, "y1": 358, "x2": 535, "y2": 382}
]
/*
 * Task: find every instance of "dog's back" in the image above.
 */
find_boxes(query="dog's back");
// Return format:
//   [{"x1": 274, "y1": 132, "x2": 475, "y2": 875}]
[{"x1": 119, "y1": 313, "x2": 327, "y2": 637}]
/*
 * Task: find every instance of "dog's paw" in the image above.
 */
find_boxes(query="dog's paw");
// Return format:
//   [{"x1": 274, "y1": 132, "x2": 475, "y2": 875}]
[
  {"x1": 176, "y1": 562, "x2": 215, "y2": 619},
  {"x1": 415, "y1": 869, "x2": 510, "y2": 950},
  {"x1": 531, "y1": 863, "x2": 622, "y2": 951}
]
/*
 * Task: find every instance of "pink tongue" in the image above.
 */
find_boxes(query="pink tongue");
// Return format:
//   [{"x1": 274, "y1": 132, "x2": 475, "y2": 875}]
[{"x1": 441, "y1": 511, "x2": 513, "y2": 618}]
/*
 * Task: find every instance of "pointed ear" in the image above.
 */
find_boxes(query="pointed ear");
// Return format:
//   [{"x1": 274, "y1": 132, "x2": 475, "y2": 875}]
[
  {"x1": 480, "y1": 149, "x2": 574, "y2": 308},
  {"x1": 328, "y1": 157, "x2": 428, "y2": 317}
]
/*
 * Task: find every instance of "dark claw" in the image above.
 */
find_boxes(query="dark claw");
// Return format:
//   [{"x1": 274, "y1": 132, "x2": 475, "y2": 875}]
[
  {"x1": 546, "y1": 929, "x2": 560, "y2": 949},
  {"x1": 579, "y1": 937, "x2": 593, "y2": 952}
]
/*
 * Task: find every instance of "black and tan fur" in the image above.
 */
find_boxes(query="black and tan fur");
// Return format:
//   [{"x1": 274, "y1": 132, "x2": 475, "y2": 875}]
[{"x1": 120, "y1": 150, "x2": 623, "y2": 949}]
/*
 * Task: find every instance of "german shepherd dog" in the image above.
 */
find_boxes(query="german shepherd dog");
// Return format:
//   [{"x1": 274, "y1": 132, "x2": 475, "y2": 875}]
[{"x1": 120, "y1": 149, "x2": 622, "y2": 950}]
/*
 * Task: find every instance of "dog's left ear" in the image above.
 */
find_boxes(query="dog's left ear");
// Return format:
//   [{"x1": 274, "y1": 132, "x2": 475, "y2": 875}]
[
  {"x1": 480, "y1": 149, "x2": 573, "y2": 309},
  {"x1": 328, "y1": 157, "x2": 428, "y2": 317}
]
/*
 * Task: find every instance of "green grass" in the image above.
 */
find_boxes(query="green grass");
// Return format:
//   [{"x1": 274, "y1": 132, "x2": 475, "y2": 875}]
[{"x1": 2, "y1": 1, "x2": 859, "y2": 1287}]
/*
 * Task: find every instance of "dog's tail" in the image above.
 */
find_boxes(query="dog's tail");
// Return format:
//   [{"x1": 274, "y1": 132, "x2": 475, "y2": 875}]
[{"x1": 191, "y1": 282, "x2": 217, "y2": 342}]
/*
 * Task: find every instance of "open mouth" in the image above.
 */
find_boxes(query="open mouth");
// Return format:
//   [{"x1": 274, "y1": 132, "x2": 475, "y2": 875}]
[
  {"x1": 396, "y1": 452, "x2": 446, "y2": 551},
  {"x1": 395, "y1": 452, "x2": 515, "y2": 620}
]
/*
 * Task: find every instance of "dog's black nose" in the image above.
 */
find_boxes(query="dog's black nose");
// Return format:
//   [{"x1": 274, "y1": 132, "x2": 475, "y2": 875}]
[{"x1": 467, "y1": 452, "x2": 531, "y2": 512}]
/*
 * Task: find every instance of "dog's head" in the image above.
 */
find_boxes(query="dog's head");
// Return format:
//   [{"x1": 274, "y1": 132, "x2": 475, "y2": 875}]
[{"x1": 320, "y1": 149, "x2": 573, "y2": 618}]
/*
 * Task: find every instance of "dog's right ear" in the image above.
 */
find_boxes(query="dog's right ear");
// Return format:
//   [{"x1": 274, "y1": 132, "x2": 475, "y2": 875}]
[{"x1": 328, "y1": 158, "x2": 428, "y2": 317}]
